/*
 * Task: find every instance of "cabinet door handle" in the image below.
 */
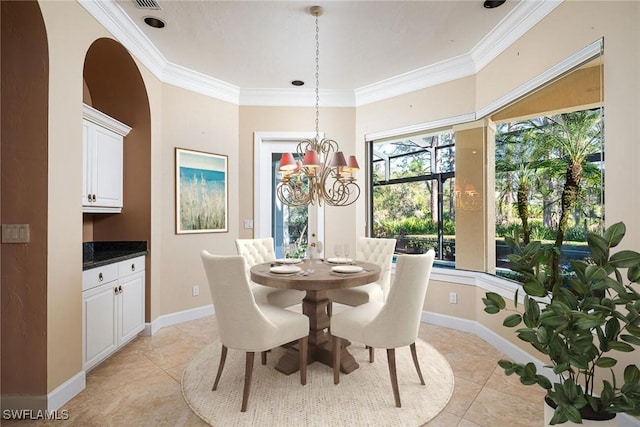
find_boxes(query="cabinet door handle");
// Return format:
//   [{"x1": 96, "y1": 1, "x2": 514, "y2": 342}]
[
  {"x1": 87, "y1": 194, "x2": 92, "y2": 202},
  {"x1": 92, "y1": 194, "x2": 97, "y2": 202},
  {"x1": 98, "y1": 273, "x2": 103, "y2": 282},
  {"x1": 114, "y1": 286, "x2": 119, "y2": 295},
  {"x1": 131, "y1": 264, "x2": 135, "y2": 271},
  {"x1": 118, "y1": 285, "x2": 123, "y2": 294}
]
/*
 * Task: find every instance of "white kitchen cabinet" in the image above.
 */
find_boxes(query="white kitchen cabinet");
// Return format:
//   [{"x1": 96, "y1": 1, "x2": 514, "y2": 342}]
[
  {"x1": 82, "y1": 104, "x2": 131, "y2": 213},
  {"x1": 82, "y1": 256, "x2": 145, "y2": 371}
]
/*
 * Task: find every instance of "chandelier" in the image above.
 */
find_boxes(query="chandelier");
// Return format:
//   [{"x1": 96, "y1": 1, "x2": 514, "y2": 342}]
[{"x1": 276, "y1": 6, "x2": 360, "y2": 207}]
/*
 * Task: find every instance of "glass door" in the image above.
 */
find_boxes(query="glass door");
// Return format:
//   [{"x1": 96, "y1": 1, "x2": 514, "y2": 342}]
[{"x1": 254, "y1": 132, "x2": 324, "y2": 259}]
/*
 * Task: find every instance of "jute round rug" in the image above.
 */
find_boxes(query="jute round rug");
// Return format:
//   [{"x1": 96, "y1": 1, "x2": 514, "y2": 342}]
[{"x1": 182, "y1": 338, "x2": 454, "y2": 426}]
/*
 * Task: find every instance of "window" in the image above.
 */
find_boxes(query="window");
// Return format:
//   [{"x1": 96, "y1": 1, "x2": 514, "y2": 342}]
[
  {"x1": 494, "y1": 107, "x2": 605, "y2": 274},
  {"x1": 369, "y1": 129, "x2": 456, "y2": 264}
]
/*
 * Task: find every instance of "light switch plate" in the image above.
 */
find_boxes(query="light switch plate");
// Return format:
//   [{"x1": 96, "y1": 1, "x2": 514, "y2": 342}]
[
  {"x1": 2, "y1": 224, "x2": 30, "y2": 243},
  {"x1": 243, "y1": 219, "x2": 254, "y2": 229}
]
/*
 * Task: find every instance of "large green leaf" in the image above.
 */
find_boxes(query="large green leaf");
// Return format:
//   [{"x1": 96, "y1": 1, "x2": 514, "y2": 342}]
[
  {"x1": 523, "y1": 280, "x2": 546, "y2": 297},
  {"x1": 584, "y1": 265, "x2": 608, "y2": 283},
  {"x1": 604, "y1": 221, "x2": 626, "y2": 247},
  {"x1": 609, "y1": 341, "x2": 635, "y2": 352},
  {"x1": 574, "y1": 313, "x2": 606, "y2": 330},
  {"x1": 620, "y1": 334, "x2": 640, "y2": 346},
  {"x1": 605, "y1": 317, "x2": 621, "y2": 340},
  {"x1": 628, "y1": 265, "x2": 640, "y2": 283},
  {"x1": 595, "y1": 357, "x2": 617, "y2": 368},
  {"x1": 610, "y1": 250, "x2": 640, "y2": 269},
  {"x1": 587, "y1": 232, "x2": 609, "y2": 265},
  {"x1": 503, "y1": 313, "x2": 522, "y2": 327},
  {"x1": 483, "y1": 305, "x2": 500, "y2": 314},
  {"x1": 484, "y1": 292, "x2": 506, "y2": 309},
  {"x1": 624, "y1": 365, "x2": 640, "y2": 384}
]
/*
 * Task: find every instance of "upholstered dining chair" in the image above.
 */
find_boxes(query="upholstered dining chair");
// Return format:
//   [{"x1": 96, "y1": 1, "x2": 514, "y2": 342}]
[
  {"x1": 326, "y1": 237, "x2": 396, "y2": 317},
  {"x1": 235, "y1": 237, "x2": 305, "y2": 308},
  {"x1": 200, "y1": 251, "x2": 309, "y2": 412},
  {"x1": 330, "y1": 250, "x2": 435, "y2": 408}
]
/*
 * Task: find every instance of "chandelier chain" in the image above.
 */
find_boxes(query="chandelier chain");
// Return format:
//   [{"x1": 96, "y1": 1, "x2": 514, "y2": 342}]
[
  {"x1": 314, "y1": 12, "x2": 320, "y2": 140},
  {"x1": 275, "y1": 6, "x2": 360, "y2": 208}
]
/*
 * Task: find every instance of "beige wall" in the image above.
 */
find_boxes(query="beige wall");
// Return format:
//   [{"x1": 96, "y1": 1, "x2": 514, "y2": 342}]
[
  {"x1": 5, "y1": 0, "x2": 638, "y2": 407},
  {"x1": 39, "y1": 0, "x2": 108, "y2": 393},
  {"x1": 159, "y1": 86, "x2": 239, "y2": 315}
]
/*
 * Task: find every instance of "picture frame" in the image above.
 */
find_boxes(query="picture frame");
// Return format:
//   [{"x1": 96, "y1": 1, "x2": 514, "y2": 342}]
[{"x1": 175, "y1": 147, "x2": 228, "y2": 234}]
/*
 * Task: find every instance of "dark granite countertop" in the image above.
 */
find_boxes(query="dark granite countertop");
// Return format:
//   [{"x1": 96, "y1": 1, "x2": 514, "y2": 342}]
[{"x1": 83, "y1": 241, "x2": 148, "y2": 271}]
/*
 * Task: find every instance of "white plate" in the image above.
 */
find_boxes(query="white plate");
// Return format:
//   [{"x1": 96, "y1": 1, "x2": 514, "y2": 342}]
[
  {"x1": 326, "y1": 257, "x2": 354, "y2": 264},
  {"x1": 332, "y1": 265, "x2": 363, "y2": 274},
  {"x1": 275, "y1": 258, "x2": 303, "y2": 265},
  {"x1": 270, "y1": 265, "x2": 302, "y2": 274}
]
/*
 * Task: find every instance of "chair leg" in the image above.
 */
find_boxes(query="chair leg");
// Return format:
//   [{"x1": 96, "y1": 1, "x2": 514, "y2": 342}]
[
  {"x1": 410, "y1": 342, "x2": 425, "y2": 385},
  {"x1": 212, "y1": 345, "x2": 228, "y2": 391},
  {"x1": 369, "y1": 346, "x2": 374, "y2": 363},
  {"x1": 261, "y1": 351, "x2": 267, "y2": 365},
  {"x1": 299, "y1": 336, "x2": 308, "y2": 385},
  {"x1": 386, "y1": 348, "x2": 401, "y2": 408},
  {"x1": 241, "y1": 352, "x2": 255, "y2": 412},
  {"x1": 327, "y1": 301, "x2": 333, "y2": 317},
  {"x1": 333, "y1": 335, "x2": 341, "y2": 384}
]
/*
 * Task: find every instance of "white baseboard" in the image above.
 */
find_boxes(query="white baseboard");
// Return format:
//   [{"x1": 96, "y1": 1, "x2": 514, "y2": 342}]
[
  {"x1": 1, "y1": 371, "x2": 85, "y2": 412},
  {"x1": 142, "y1": 304, "x2": 214, "y2": 336}
]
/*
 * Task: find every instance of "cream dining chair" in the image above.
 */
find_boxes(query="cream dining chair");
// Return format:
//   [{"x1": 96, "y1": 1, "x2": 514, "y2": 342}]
[
  {"x1": 200, "y1": 251, "x2": 309, "y2": 412},
  {"x1": 235, "y1": 237, "x2": 305, "y2": 308},
  {"x1": 326, "y1": 237, "x2": 396, "y2": 317},
  {"x1": 330, "y1": 250, "x2": 435, "y2": 408}
]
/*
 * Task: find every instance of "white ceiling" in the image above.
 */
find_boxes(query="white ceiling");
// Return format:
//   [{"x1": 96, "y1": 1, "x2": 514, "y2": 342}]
[{"x1": 84, "y1": 0, "x2": 563, "y2": 105}]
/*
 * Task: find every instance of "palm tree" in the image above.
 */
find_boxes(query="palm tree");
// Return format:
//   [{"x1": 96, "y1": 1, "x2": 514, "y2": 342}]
[
  {"x1": 495, "y1": 124, "x2": 547, "y2": 244},
  {"x1": 542, "y1": 109, "x2": 603, "y2": 285}
]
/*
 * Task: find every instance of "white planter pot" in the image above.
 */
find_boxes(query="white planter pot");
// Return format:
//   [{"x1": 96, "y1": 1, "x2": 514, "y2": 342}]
[{"x1": 544, "y1": 399, "x2": 617, "y2": 426}]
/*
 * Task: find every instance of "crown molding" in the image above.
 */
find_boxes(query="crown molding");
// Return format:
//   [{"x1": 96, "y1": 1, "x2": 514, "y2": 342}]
[
  {"x1": 78, "y1": 0, "x2": 240, "y2": 104},
  {"x1": 470, "y1": 0, "x2": 564, "y2": 72},
  {"x1": 79, "y1": 0, "x2": 166, "y2": 78},
  {"x1": 354, "y1": 53, "x2": 476, "y2": 107},
  {"x1": 162, "y1": 63, "x2": 239, "y2": 105},
  {"x1": 79, "y1": 0, "x2": 562, "y2": 107}
]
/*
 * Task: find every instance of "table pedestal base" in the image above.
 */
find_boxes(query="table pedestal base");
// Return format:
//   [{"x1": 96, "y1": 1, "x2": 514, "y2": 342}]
[
  {"x1": 275, "y1": 290, "x2": 359, "y2": 375},
  {"x1": 275, "y1": 333, "x2": 359, "y2": 375}
]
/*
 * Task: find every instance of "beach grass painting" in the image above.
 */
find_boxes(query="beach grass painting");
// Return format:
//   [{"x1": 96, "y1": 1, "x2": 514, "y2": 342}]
[{"x1": 175, "y1": 148, "x2": 228, "y2": 233}]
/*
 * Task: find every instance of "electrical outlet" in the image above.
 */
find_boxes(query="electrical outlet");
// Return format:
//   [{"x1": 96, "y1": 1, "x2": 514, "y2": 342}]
[
  {"x1": 449, "y1": 292, "x2": 457, "y2": 304},
  {"x1": 192, "y1": 285, "x2": 199, "y2": 297},
  {"x1": 243, "y1": 219, "x2": 254, "y2": 229}
]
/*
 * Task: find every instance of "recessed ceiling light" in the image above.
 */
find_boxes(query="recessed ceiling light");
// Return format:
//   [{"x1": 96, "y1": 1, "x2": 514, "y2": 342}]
[
  {"x1": 291, "y1": 80, "x2": 305, "y2": 87},
  {"x1": 144, "y1": 16, "x2": 165, "y2": 29},
  {"x1": 483, "y1": 0, "x2": 506, "y2": 8}
]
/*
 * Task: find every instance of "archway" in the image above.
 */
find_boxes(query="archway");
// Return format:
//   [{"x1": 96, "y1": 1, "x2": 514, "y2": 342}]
[{"x1": 82, "y1": 39, "x2": 152, "y2": 322}]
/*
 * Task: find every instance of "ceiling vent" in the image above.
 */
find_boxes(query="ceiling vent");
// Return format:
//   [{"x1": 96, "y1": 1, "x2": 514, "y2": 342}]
[{"x1": 133, "y1": 0, "x2": 161, "y2": 11}]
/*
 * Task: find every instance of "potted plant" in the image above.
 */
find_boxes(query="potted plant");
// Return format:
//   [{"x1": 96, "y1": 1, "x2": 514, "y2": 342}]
[{"x1": 483, "y1": 222, "x2": 640, "y2": 425}]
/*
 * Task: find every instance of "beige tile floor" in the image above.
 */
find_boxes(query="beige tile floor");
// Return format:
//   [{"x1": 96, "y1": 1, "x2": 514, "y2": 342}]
[{"x1": 4, "y1": 313, "x2": 545, "y2": 427}]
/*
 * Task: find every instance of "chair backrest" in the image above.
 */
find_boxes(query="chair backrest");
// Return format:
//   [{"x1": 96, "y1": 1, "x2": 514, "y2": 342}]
[
  {"x1": 365, "y1": 250, "x2": 435, "y2": 349},
  {"x1": 356, "y1": 237, "x2": 397, "y2": 299},
  {"x1": 235, "y1": 237, "x2": 276, "y2": 282},
  {"x1": 200, "y1": 250, "x2": 278, "y2": 350}
]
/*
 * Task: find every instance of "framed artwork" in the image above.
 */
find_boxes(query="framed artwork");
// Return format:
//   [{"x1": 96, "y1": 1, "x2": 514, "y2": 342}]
[{"x1": 175, "y1": 147, "x2": 228, "y2": 234}]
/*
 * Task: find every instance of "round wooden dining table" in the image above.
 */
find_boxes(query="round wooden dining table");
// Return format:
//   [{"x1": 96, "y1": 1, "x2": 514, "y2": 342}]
[{"x1": 250, "y1": 259, "x2": 380, "y2": 375}]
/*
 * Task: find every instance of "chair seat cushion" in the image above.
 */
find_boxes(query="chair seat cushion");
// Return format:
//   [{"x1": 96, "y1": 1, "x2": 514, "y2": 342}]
[
  {"x1": 251, "y1": 284, "x2": 305, "y2": 308},
  {"x1": 241, "y1": 304, "x2": 309, "y2": 352},
  {"x1": 327, "y1": 283, "x2": 383, "y2": 307},
  {"x1": 330, "y1": 301, "x2": 384, "y2": 346}
]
